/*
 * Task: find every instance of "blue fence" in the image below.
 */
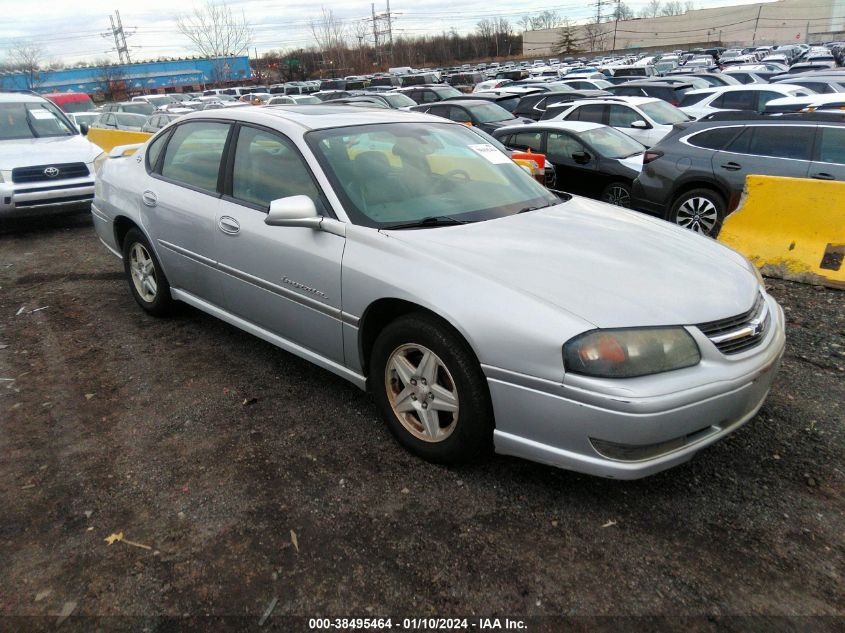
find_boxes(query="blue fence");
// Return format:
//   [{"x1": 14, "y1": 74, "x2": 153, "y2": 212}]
[{"x1": 0, "y1": 56, "x2": 251, "y2": 94}]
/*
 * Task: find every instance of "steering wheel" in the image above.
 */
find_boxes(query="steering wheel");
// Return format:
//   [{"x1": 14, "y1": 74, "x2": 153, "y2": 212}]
[{"x1": 435, "y1": 169, "x2": 471, "y2": 193}]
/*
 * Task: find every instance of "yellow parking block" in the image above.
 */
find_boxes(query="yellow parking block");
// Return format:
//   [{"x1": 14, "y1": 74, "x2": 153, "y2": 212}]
[
  {"x1": 87, "y1": 128, "x2": 152, "y2": 153},
  {"x1": 719, "y1": 175, "x2": 845, "y2": 289}
]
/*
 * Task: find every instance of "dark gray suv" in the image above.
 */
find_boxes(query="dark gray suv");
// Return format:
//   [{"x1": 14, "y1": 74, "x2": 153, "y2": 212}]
[{"x1": 631, "y1": 118, "x2": 845, "y2": 235}]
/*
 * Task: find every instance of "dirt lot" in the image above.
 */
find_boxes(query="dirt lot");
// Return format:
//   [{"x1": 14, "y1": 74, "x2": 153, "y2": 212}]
[{"x1": 0, "y1": 214, "x2": 842, "y2": 632}]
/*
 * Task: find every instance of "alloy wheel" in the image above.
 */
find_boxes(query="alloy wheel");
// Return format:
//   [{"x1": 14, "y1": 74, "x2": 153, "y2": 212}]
[
  {"x1": 603, "y1": 185, "x2": 631, "y2": 207},
  {"x1": 129, "y1": 242, "x2": 157, "y2": 302},
  {"x1": 675, "y1": 196, "x2": 718, "y2": 235},
  {"x1": 384, "y1": 343, "x2": 459, "y2": 443}
]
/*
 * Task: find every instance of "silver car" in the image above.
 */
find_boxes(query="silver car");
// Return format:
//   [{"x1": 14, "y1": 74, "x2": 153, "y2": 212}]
[{"x1": 92, "y1": 106, "x2": 785, "y2": 479}]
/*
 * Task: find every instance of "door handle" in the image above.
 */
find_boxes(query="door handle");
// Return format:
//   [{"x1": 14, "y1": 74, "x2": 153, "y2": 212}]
[
  {"x1": 218, "y1": 216, "x2": 240, "y2": 235},
  {"x1": 812, "y1": 172, "x2": 835, "y2": 180},
  {"x1": 141, "y1": 190, "x2": 157, "y2": 207},
  {"x1": 720, "y1": 162, "x2": 742, "y2": 171}
]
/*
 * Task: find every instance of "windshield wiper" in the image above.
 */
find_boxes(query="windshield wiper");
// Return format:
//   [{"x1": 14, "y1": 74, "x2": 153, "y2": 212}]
[
  {"x1": 517, "y1": 202, "x2": 556, "y2": 214},
  {"x1": 380, "y1": 216, "x2": 469, "y2": 230}
]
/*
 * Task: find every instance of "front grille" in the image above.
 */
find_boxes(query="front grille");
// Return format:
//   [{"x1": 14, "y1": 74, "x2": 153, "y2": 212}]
[
  {"x1": 697, "y1": 293, "x2": 769, "y2": 355},
  {"x1": 11, "y1": 162, "x2": 90, "y2": 183}
]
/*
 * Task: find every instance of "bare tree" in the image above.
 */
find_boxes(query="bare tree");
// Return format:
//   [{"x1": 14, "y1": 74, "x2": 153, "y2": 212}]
[
  {"x1": 638, "y1": 0, "x2": 662, "y2": 18},
  {"x1": 660, "y1": 1, "x2": 686, "y2": 16},
  {"x1": 94, "y1": 58, "x2": 127, "y2": 101},
  {"x1": 176, "y1": 1, "x2": 252, "y2": 59},
  {"x1": 612, "y1": 2, "x2": 634, "y2": 21},
  {"x1": 7, "y1": 40, "x2": 45, "y2": 89},
  {"x1": 582, "y1": 23, "x2": 609, "y2": 52},
  {"x1": 309, "y1": 7, "x2": 349, "y2": 76},
  {"x1": 532, "y1": 10, "x2": 563, "y2": 30}
]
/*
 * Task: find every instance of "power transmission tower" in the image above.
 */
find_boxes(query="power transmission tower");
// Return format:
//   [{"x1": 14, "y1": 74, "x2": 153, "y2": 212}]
[
  {"x1": 102, "y1": 10, "x2": 134, "y2": 64},
  {"x1": 593, "y1": 0, "x2": 604, "y2": 25},
  {"x1": 368, "y1": 1, "x2": 396, "y2": 66}
]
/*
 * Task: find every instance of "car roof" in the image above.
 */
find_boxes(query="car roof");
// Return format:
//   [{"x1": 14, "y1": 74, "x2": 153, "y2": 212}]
[
  {"x1": 547, "y1": 96, "x2": 660, "y2": 106},
  {"x1": 684, "y1": 83, "x2": 805, "y2": 95},
  {"x1": 0, "y1": 92, "x2": 48, "y2": 103},
  {"x1": 193, "y1": 105, "x2": 444, "y2": 131}
]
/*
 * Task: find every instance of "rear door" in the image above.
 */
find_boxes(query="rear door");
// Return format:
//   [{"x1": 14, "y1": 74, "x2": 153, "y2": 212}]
[
  {"x1": 712, "y1": 124, "x2": 814, "y2": 194},
  {"x1": 143, "y1": 120, "x2": 231, "y2": 306},
  {"x1": 809, "y1": 125, "x2": 845, "y2": 182}
]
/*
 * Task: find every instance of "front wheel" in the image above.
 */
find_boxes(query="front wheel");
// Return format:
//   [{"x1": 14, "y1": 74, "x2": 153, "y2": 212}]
[
  {"x1": 122, "y1": 227, "x2": 173, "y2": 316},
  {"x1": 600, "y1": 181, "x2": 632, "y2": 208},
  {"x1": 370, "y1": 313, "x2": 493, "y2": 464},
  {"x1": 669, "y1": 188, "x2": 726, "y2": 237}
]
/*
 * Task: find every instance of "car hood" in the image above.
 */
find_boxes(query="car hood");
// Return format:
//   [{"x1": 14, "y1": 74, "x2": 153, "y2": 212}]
[
  {"x1": 387, "y1": 198, "x2": 758, "y2": 328},
  {"x1": 0, "y1": 135, "x2": 102, "y2": 169},
  {"x1": 616, "y1": 153, "x2": 644, "y2": 173}
]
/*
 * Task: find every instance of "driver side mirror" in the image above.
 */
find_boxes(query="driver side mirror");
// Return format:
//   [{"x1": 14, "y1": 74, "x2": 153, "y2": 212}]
[
  {"x1": 572, "y1": 150, "x2": 591, "y2": 165},
  {"x1": 79, "y1": 123, "x2": 89, "y2": 135},
  {"x1": 630, "y1": 119, "x2": 649, "y2": 129},
  {"x1": 265, "y1": 195, "x2": 322, "y2": 229}
]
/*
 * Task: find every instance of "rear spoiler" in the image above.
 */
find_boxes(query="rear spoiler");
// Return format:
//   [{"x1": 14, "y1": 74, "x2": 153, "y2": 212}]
[{"x1": 108, "y1": 143, "x2": 145, "y2": 158}]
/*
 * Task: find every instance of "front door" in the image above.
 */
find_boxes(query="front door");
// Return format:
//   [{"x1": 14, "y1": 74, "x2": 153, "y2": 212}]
[
  {"x1": 545, "y1": 130, "x2": 599, "y2": 195},
  {"x1": 214, "y1": 124, "x2": 345, "y2": 363}
]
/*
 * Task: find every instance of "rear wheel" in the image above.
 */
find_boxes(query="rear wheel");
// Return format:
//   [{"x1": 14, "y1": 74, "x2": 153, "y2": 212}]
[
  {"x1": 669, "y1": 188, "x2": 726, "y2": 237},
  {"x1": 370, "y1": 313, "x2": 493, "y2": 464},
  {"x1": 122, "y1": 228, "x2": 173, "y2": 316},
  {"x1": 600, "y1": 181, "x2": 632, "y2": 208}
]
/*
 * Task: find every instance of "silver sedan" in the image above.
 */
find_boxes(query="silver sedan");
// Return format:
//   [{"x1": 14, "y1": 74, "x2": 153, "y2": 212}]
[{"x1": 91, "y1": 106, "x2": 785, "y2": 479}]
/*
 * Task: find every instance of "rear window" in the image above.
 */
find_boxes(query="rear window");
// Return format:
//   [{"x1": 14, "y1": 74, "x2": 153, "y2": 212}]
[
  {"x1": 468, "y1": 103, "x2": 514, "y2": 123},
  {"x1": 640, "y1": 100, "x2": 689, "y2": 124},
  {"x1": 688, "y1": 127, "x2": 742, "y2": 150}
]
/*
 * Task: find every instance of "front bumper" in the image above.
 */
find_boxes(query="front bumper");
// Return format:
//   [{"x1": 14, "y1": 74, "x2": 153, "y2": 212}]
[
  {"x1": 0, "y1": 178, "x2": 95, "y2": 218},
  {"x1": 487, "y1": 296, "x2": 786, "y2": 479}
]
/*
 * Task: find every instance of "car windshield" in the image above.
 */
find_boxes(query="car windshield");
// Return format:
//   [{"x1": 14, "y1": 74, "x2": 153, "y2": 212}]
[
  {"x1": 294, "y1": 96, "x2": 321, "y2": 105},
  {"x1": 307, "y1": 122, "x2": 558, "y2": 229},
  {"x1": 382, "y1": 93, "x2": 416, "y2": 108},
  {"x1": 123, "y1": 103, "x2": 155, "y2": 115},
  {"x1": 640, "y1": 100, "x2": 689, "y2": 124},
  {"x1": 116, "y1": 113, "x2": 147, "y2": 126},
  {"x1": 434, "y1": 87, "x2": 462, "y2": 99},
  {"x1": 468, "y1": 102, "x2": 515, "y2": 123},
  {"x1": 0, "y1": 102, "x2": 75, "y2": 139},
  {"x1": 580, "y1": 126, "x2": 644, "y2": 158}
]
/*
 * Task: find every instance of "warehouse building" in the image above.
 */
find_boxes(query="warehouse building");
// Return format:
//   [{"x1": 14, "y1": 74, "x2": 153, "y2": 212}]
[
  {"x1": 523, "y1": 0, "x2": 845, "y2": 55},
  {"x1": 0, "y1": 55, "x2": 251, "y2": 98}
]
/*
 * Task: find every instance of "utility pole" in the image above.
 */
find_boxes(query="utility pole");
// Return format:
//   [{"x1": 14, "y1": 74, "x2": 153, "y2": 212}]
[
  {"x1": 368, "y1": 2, "x2": 395, "y2": 67},
  {"x1": 612, "y1": 0, "x2": 621, "y2": 52},
  {"x1": 751, "y1": 5, "x2": 763, "y2": 46}
]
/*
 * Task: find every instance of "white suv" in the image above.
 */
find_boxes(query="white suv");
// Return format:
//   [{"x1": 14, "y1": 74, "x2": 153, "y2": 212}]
[
  {"x1": 678, "y1": 84, "x2": 814, "y2": 120},
  {"x1": 0, "y1": 93, "x2": 102, "y2": 219},
  {"x1": 542, "y1": 96, "x2": 690, "y2": 147}
]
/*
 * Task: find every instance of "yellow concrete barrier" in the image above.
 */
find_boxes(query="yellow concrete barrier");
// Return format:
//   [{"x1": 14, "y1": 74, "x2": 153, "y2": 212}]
[
  {"x1": 719, "y1": 175, "x2": 845, "y2": 290},
  {"x1": 86, "y1": 128, "x2": 152, "y2": 153}
]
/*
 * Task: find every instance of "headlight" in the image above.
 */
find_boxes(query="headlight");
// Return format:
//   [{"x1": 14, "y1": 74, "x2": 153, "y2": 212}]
[
  {"x1": 93, "y1": 152, "x2": 107, "y2": 176},
  {"x1": 563, "y1": 327, "x2": 701, "y2": 379}
]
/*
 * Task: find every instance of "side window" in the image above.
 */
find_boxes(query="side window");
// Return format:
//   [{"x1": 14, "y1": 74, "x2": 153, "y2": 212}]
[
  {"x1": 689, "y1": 127, "x2": 742, "y2": 150},
  {"x1": 714, "y1": 91, "x2": 755, "y2": 110},
  {"x1": 747, "y1": 126, "x2": 815, "y2": 161},
  {"x1": 510, "y1": 131, "x2": 543, "y2": 152},
  {"x1": 160, "y1": 121, "x2": 230, "y2": 192},
  {"x1": 755, "y1": 91, "x2": 786, "y2": 110},
  {"x1": 725, "y1": 127, "x2": 752, "y2": 154},
  {"x1": 146, "y1": 131, "x2": 169, "y2": 171},
  {"x1": 546, "y1": 132, "x2": 587, "y2": 163},
  {"x1": 231, "y1": 126, "x2": 322, "y2": 209},
  {"x1": 817, "y1": 127, "x2": 845, "y2": 164},
  {"x1": 608, "y1": 105, "x2": 641, "y2": 127},
  {"x1": 446, "y1": 107, "x2": 471, "y2": 124},
  {"x1": 421, "y1": 91, "x2": 438, "y2": 103},
  {"x1": 615, "y1": 87, "x2": 643, "y2": 97},
  {"x1": 572, "y1": 104, "x2": 605, "y2": 124},
  {"x1": 427, "y1": 105, "x2": 448, "y2": 117}
]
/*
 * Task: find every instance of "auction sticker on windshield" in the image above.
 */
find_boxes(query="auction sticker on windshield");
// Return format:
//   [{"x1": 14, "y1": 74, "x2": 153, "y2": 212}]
[
  {"x1": 30, "y1": 110, "x2": 57, "y2": 120},
  {"x1": 468, "y1": 143, "x2": 511, "y2": 164}
]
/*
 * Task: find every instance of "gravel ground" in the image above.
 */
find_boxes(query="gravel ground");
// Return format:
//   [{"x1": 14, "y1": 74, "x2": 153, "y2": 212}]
[{"x1": 0, "y1": 214, "x2": 842, "y2": 632}]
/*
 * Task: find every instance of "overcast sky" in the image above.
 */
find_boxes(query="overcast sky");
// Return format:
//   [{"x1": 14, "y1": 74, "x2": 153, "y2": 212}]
[{"x1": 0, "y1": 0, "x2": 768, "y2": 65}]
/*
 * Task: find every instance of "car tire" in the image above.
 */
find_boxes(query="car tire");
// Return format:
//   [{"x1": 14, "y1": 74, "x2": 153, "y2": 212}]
[
  {"x1": 370, "y1": 313, "x2": 493, "y2": 464},
  {"x1": 600, "y1": 181, "x2": 632, "y2": 208},
  {"x1": 122, "y1": 227, "x2": 173, "y2": 317},
  {"x1": 669, "y1": 188, "x2": 726, "y2": 237}
]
